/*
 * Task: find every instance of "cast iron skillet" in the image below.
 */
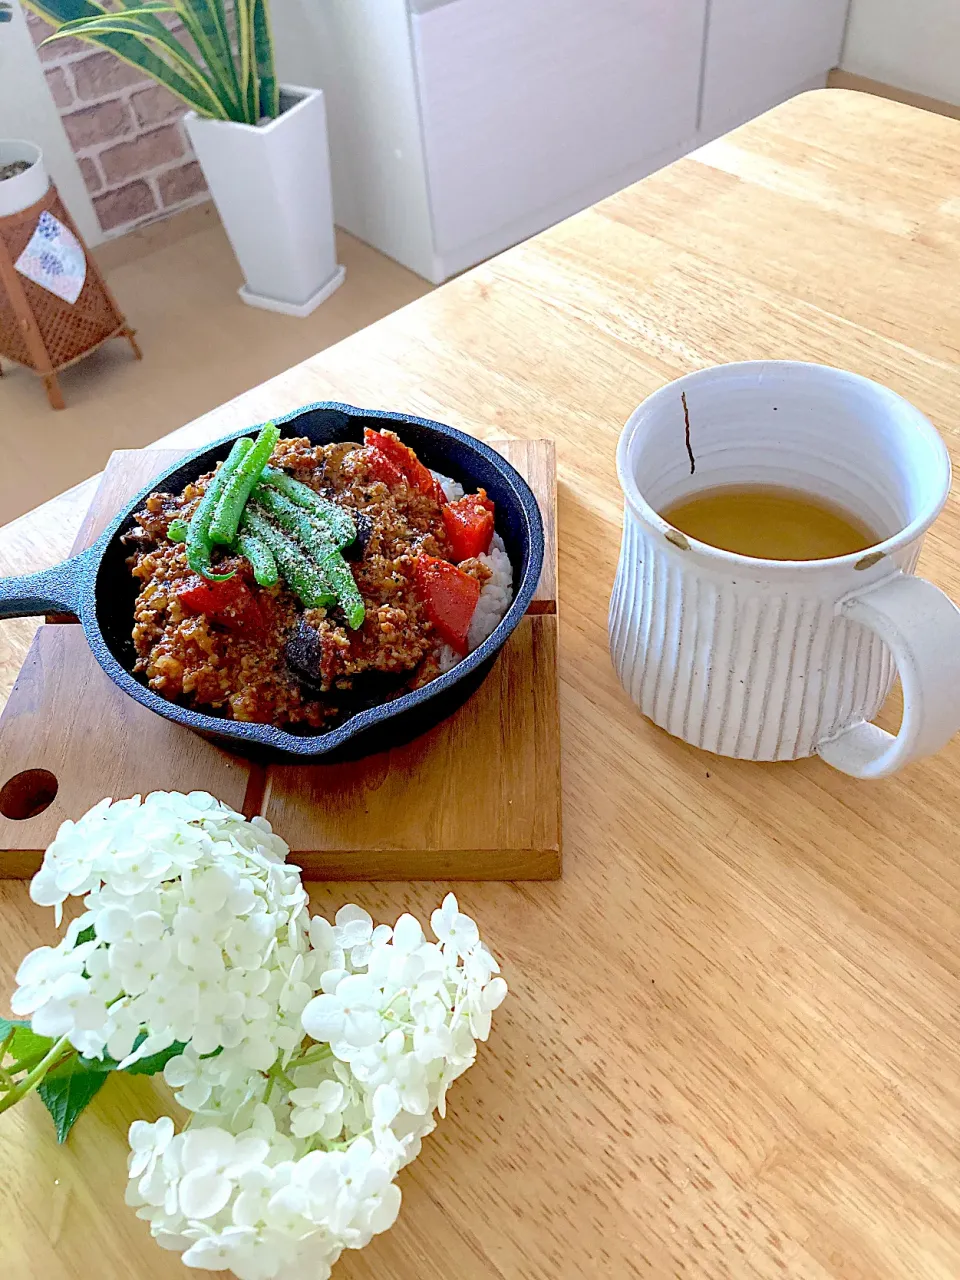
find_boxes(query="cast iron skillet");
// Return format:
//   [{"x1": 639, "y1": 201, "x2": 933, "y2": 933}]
[{"x1": 0, "y1": 403, "x2": 544, "y2": 761}]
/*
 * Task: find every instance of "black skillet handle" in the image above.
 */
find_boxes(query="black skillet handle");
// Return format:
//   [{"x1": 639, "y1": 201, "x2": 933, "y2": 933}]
[{"x1": 0, "y1": 545, "x2": 97, "y2": 619}]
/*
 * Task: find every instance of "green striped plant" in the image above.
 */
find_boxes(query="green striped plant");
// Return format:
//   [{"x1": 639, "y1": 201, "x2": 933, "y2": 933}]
[{"x1": 24, "y1": 0, "x2": 279, "y2": 122}]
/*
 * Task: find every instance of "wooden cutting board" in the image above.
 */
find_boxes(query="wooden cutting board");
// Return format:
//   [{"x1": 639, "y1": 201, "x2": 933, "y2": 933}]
[{"x1": 0, "y1": 440, "x2": 560, "y2": 880}]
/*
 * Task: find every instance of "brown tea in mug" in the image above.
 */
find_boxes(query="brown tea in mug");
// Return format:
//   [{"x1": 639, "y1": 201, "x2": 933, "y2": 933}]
[{"x1": 661, "y1": 484, "x2": 881, "y2": 561}]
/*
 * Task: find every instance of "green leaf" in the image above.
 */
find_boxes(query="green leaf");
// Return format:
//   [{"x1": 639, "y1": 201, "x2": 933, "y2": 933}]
[
  {"x1": 173, "y1": 0, "x2": 243, "y2": 119},
  {"x1": 47, "y1": 1051, "x2": 111, "y2": 1079},
  {"x1": 235, "y1": 0, "x2": 258, "y2": 124},
  {"x1": 4, "y1": 1014, "x2": 184, "y2": 1142},
  {"x1": 46, "y1": 1034, "x2": 187, "y2": 1080},
  {"x1": 75, "y1": 924, "x2": 96, "y2": 946},
  {"x1": 251, "y1": 0, "x2": 278, "y2": 120},
  {"x1": 37, "y1": 1068, "x2": 109, "y2": 1143},
  {"x1": 0, "y1": 1017, "x2": 56, "y2": 1075},
  {"x1": 124, "y1": 1040, "x2": 187, "y2": 1076},
  {"x1": 24, "y1": 0, "x2": 229, "y2": 118}
]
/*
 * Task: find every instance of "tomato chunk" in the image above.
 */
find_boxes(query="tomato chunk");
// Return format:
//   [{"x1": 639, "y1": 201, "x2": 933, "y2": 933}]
[
  {"x1": 176, "y1": 573, "x2": 262, "y2": 633},
  {"x1": 357, "y1": 444, "x2": 405, "y2": 488},
  {"x1": 364, "y1": 428, "x2": 443, "y2": 500},
  {"x1": 442, "y1": 490, "x2": 495, "y2": 561},
  {"x1": 414, "y1": 556, "x2": 481, "y2": 655}
]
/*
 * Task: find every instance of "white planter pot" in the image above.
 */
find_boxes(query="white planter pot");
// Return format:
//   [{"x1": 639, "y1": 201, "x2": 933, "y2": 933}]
[
  {"x1": 0, "y1": 141, "x2": 49, "y2": 218},
  {"x1": 185, "y1": 85, "x2": 344, "y2": 317}
]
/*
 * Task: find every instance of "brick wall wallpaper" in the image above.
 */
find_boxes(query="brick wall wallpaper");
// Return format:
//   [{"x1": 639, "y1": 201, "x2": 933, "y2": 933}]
[{"x1": 27, "y1": 10, "x2": 209, "y2": 237}]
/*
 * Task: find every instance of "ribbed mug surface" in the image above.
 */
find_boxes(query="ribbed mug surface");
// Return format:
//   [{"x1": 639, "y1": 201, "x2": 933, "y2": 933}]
[{"x1": 610, "y1": 362, "x2": 946, "y2": 763}]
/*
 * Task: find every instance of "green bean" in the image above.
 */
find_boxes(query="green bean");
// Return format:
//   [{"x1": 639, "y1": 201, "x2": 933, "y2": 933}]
[
  {"x1": 317, "y1": 550, "x2": 365, "y2": 629},
  {"x1": 186, "y1": 437, "x2": 253, "y2": 581},
  {"x1": 237, "y1": 532, "x2": 278, "y2": 587},
  {"x1": 252, "y1": 488, "x2": 364, "y2": 628},
  {"x1": 260, "y1": 465, "x2": 355, "y2": 548},
  {"x1": 168, "y1": 518, "x2": 188, "y2": 543},
  {"x1": 252, "y1": 485, "x2": 336, "y2": 560},
  {"x1": 209, "y1": 423, "x2": 281, "y2": 546},
  {"x1": 240, "y1": 508, "x2": 335, "y2": 609}
]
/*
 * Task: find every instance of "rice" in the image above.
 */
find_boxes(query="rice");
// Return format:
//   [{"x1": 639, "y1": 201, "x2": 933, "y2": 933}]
[
  {"x1": 431, "y1": 470, "x2": 464, "y2": 503},
  {"x1": 437, "y1": 532, "x2": 514, "y2": 673}
]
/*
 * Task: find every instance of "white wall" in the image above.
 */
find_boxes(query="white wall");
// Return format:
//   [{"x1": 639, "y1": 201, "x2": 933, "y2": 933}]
[
  {"x1": 842, "y1": 0, "x2": 960, "y2": 105},
  {"x1": 0, "y1": 0, "x2": 101, "y2": 245},
  {"x1": 270, "y1": 0, "x2": 435, "y2": 279}
]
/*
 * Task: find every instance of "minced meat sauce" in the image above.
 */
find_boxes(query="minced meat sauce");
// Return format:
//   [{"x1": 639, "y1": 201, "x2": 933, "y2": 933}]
[{"x1": 125, "y1": 437, "x2": 490, "y2": 729}]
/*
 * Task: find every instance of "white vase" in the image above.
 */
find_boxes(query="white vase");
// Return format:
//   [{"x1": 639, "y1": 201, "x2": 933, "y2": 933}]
[
  {"x1": 185, "y1": 85, "x2": 345, "y2": 317},
  {"x1": 0, "y1": 140, "x2": 49, "y2": 218}
]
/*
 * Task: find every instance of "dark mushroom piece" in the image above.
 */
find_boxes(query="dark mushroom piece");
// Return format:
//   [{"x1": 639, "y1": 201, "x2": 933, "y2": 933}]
[
  {"x1": 341, "y1": 510, "x2": 373, "y2": 562},
  {"x1": 285, "y1": 616, "x2": 327, "y2": 690},
  {"x1": 285, "y1": 615, "x2": 407, "y2": 707}
]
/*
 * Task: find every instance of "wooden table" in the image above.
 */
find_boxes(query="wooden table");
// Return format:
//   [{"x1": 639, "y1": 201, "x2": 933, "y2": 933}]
[{"x1": 3, "y1": 88, "x2": 960, "y2": 1278}]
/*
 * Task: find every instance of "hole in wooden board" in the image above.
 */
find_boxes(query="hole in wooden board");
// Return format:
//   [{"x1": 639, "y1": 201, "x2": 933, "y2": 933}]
[{"x1": 0, "y1": 769, "x2": 59, "y2": 820}]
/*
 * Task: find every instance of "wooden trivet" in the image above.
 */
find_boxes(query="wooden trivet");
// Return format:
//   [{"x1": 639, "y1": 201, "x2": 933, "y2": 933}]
[{"x1": 0, "y1": 440, "x2": 560, "y2": 880}]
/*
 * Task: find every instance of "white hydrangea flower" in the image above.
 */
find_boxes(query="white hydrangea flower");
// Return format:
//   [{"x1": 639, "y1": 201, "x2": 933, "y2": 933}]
[
  {"x1": 128, "y1": 1116, "x2": 175, "y2": 1180},
  {"x1": 15, "y1": 793, "x2": 312, "y2": 1072},
  {"x1": 30, "y1": 972, "x2": 107, "y2": 1044},
  {"x1": 277, "y1": 953, "x2": 314, "y2": 1018},
  {"x1": 430, "y1": 892, "x2": 480, "y2": 957},
  {"x1": 178, "y1": 1129, "x2": 271, "y2": 1220},
  {"x1": 300, "y1": 974, "x2": 385, "y2": 1049},
  {"x1": 10, "y1": 939, "x2": 95, "y2": 1016},
  {"x1": 105, "y1": 826, "x2": 507, "y2": 1280},
  {"x1": 163, "y1": 1045, "x2": 215, "y2": 1111},
  {"x1": 288, "y1": 1080, "x2": 345, "y2": 1139},
  {"x1": 349, "y1": 1026, "x2": 407, "y2": 1089}
]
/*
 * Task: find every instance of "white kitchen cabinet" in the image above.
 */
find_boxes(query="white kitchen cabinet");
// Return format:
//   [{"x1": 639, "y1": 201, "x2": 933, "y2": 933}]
[
  {"x1": 273, "y1": 0, "x2": 850, "y2": 284},
  {"x1": 700, "y1": 0, "x2": 850, "y2": 136},
  {"x1": 410, "y1": 0, "x2": 707, "y2": 278}
]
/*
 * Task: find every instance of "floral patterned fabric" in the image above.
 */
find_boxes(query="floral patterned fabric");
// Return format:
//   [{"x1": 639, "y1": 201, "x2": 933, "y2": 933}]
[{"x1": 15, "y1": 210, "x2": 86, "y2": 305}]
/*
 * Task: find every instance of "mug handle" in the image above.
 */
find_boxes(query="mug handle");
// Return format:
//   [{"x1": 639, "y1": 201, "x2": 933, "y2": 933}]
[{"x1": 816, "y1": 573, "x2": 960, "y2": 779}]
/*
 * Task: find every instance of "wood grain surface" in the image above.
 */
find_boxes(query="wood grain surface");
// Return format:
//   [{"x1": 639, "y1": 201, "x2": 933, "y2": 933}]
[
  {"x1": 69, "y1": 449, "x2": 184, "y2": 553},
  {"x1": 261, "y1": 615, "x2": 560, "y2": 879},
  {"x1": 2, "y1": 89, "x2": 960, "y2": 1278},
  {"x1": 0, "y1": 439, "x2": 559, "y2": 879},
  {"x1": 0, "y1": 625, "x2": 253, "y2": 873}
]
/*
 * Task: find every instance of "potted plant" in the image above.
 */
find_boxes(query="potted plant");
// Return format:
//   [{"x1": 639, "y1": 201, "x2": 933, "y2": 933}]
[
  {"x1": 0, "y1": 6, "x2": 52, "y2": 217},
  {"x1": 0, "y1": 139, "x2": 49, "y2": 219},
  {"x1": 27, "y1": 0, "x2": 344, "y2": 316}
]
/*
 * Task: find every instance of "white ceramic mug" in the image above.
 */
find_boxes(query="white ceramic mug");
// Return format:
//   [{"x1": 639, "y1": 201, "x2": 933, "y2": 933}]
[{"x1": 609, "y1": 361, "x2": 960, "y2": 779}]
